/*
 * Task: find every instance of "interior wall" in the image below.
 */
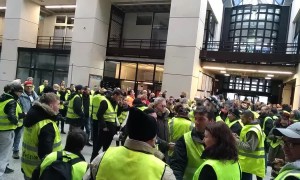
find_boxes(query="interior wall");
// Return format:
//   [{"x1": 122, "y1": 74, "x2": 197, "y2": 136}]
[{"x1": 282, "y1": 83, "x2": 292, "y2": 105}]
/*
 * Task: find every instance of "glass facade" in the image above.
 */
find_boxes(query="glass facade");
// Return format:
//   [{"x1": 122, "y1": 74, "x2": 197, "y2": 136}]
[
  {"x1": 103, "y1": 60, "x2": 164, "y2": 94},
  {"x1": 229, "y1": 4, "x2": 281, "y2": 52},
  {"x1": 16, "y1": 48, "x2": 70, "y2": 86},
  {"x1": 232, "y1": 0, "x2": 284, "y2": 6}
]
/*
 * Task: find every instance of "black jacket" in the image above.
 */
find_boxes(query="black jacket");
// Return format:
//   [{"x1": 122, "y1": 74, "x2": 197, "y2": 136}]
[
  {"x1": 66, "y1": 92, "x2": 85, "y2": 126},
  {"x1": 230, "y1": 120, "x2": 243, "y2": 136},
  {"x1": 170, "y1": 128, "x2": 205, "y2": 180},
  {"x1": 23, "y1": 102, "x2": 60, "y2": 159},
  {"x1": 82, "y1": 93, "x2": 90, "y2": 118},
  {"x1": 0, "y1": 93, "x2": 19, "y2": 127}
]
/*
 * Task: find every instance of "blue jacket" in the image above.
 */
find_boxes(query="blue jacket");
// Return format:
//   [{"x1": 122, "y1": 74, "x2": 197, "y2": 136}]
[{"x1": 19, "y1": 91, "x2": 39, "y2": 113}]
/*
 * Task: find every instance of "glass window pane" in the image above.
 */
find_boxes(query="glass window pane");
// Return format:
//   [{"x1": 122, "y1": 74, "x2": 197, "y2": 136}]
[
  {"x1": 235, "y1": 30, "x2": 241, "y2": 36},
  {"x1": 243, "y1": 84, "x2": 250, "y2": 90},
  {"x1": 266, "y1": 22, "x2": 272, "y2": 29},
  {"x1": 238, "y1": 9, "x2": 243, "y2": 14},
  {"x1": 273, "y1": 23, "x2": 279, "y2": 30},
  {"x1": 55, "y1": 55, "x2": 70, "y2": 71},
  {"x1": 67, "y1": 16, "x2": 74, "y2": 25},
  {"x1": 34, "y1": 53, "x2": 55, "y2": 70},
  {"x1": 244, "y1": 14, "x2": 250, "y2": 20},
  {"x1": 250, "y1": 22, "x2": 257, "y2": 28},
  {"x1": 252, "y1": 79, "x2": 258, "y2": 85},
  {"x1": 272, "y1": 31, "x2": 277, "y2": 38},
  {"x1": 244, "y1": 7, "x2": 251, "y2": 13},
  {"x1": 230, "y1": 23, "x2": 235, "y2": 29},
  {"x1": 155, "y1": 65, "x2": 164, "y2": 83},
  {"x1": 230, "y1": 31, "x2": 234, "y2": 37},
  {"x1": 251, "y1": 86, "x2": 257, "y2": 91},
  {"x1": 258, "y1": 22, "x2": 265, "y2": 28},
  {"x1": 237, "y1": 15, "x2": 242, "y2": 21},
  {"x1": 256, "y1": 38, "x2": 263, "y2": 43},
  {"x1": 264, "y1": 38, "x2": 270, "y2": 43},
  {"x1": 56, "y1": 16, "x2": 66, "y2": 23},
  {"x1": 137, "y1": 64, "x2": 154, "y2": 82},
  {"x1": 257, "y1": 30, "x2": 264, "y2": 36},
  {"x1": 34, "y1": 70, "x2": 53, "y2": 86},
  {"x1": 104, "y1": 61, "x2": 120, "y2": 79},
  {"x1": 242, "y1": 22, "x2": 249, "y2": 28},
  {"x1": 231, "y1": 16, "x2": 236, "y2": 22},
  {"x1": 268, "y1": 8, "x2": 274, "y2": 13},
  {"x1": 120, "y1": 63, "x2": 136, "y2": 81},
  {"x1": 251, "y1": 13, "x2": 257, "y2": 20},
  {"x1": 53, "y1": 71, "x2": 68, "y2": 85},
  {"x1": 242, "y1": 30, "x2": 248, "y2": 36},
  {"x1": 275, "y1": 9, "x2": 280, "y2": 14},
  {"x1": 16, "y1": 68, "x2": 30, "y2": 82},
  {"x1": 248, "y1": 29, "x2": 256, "y2": 36},
  {"x1": 259, "y1": 14, "x2": 266, "y2": 20},
  {"x1": 18, "y1": 51, "x2": 31, "y2": 68},
  {"x1": 265, "y1": 30, "x2": 271, "y2": 37},
  {"x1": 267, "y1": 14, "x2": 273, "y2": 21},
  {"x1": 260, "y1": 6, "x2": 267, "y2": 12},
  {"x1": 236, "y1": 22, "x2": 241, "y2": 29},
  {"x1": 232, "y1": 10, "x2": 236, "y2": 15}
]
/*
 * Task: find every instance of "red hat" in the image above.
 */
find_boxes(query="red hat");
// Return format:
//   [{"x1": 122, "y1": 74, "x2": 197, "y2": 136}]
[{"x1": 24, "y1": 81, "x2": 33, "y2": 87}]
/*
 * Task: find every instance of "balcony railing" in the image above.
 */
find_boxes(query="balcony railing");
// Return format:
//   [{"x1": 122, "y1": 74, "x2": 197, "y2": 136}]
[
  {"x1": 202, "y1": 41, "x2": 299, "y2": 54},
  {"x1": 37, "y1": 36, "x2": 72, "y2": 50},
  {"x1": 108, "y1": 38, "x2": 167, "y2": 49}
]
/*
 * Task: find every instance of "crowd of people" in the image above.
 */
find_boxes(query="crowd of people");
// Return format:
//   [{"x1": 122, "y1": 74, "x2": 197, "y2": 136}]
[{"x1": 0, "y1": 77, "x2": 300, "y2": 180}]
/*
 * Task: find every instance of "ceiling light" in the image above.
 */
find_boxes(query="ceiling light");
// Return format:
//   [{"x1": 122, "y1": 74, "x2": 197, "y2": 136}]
[
  {"x1": 265, "y1": 77, "x2": 272, "y2": 80},
  {"x1": 203, "y1": 66, "x2": 226, "y2": 70},
  {"x1": 267, "y1": 74, "x2": 274, "y2": 77},
  {"x1": 45, "y1": 5, "x2": 76, "y2": 9},
  {"x1": 225, "y1": 74, "x2": 230, "y2": 76},
  {"x1": 220, "y1": 71, "x2": 226, "y2": 74},
  {"x1": 258, "y1": 70, "x2": 293, "y2": 75},
  {"x1": 227, "y1": 68, "x2": 256, "y2": 72},
  {"x1": 0, "y1": 7, "x2": 6, "y2": 10}
]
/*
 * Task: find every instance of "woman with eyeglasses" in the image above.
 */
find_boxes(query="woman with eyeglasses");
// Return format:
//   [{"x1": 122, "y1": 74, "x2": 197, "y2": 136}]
[{"x1": 193, "y1": 121, "x2": 241, "y2": 180}]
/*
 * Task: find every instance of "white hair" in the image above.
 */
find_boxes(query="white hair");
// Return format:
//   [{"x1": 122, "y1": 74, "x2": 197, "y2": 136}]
[{"x1": 154, "y1": 97, "x2": 166, "y2": 106}]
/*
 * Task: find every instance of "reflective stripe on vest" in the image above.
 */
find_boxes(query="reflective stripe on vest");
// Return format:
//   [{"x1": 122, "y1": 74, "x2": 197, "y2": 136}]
[
  {"x1": 39, "y1": 151, "x2": 88, "y2": 180},
  {"x1": 228, "y1": 119, "x2": 244, "y2": 129},
  {"x1": 193, "y1": 159, "x2": 241, "y2": 180},
  {"x1": 183, "y1": 131, "x2": 205, "y2": 180},
  {"x1": 118, "y1": 111, "x2": 129, "y2": 125},
  {"x1": 16, "y1": 102, "x2": 23, "y2": 127},
  {"x1": 269, "y1": 139, "x2": 282, "y2": 148},
  {"x1": 239, "y1": 124, "x2": 265, "y2": 178},
  {"x1": 169, "y1": 117, "x2": 194, "y2": 143},
  {"x1": 66, "y1": 94, "x2": 82, "y2": 119},
  {"x1": 96, "y1": 146, "x2": 166, "y2": 180},
  {"x1": 137, "y1": 106, "x2": 147, "y2": 111},
  {"x1": 103, "y1": 97, "x2": 118, "y2": 122},
  {"x1": 275, "y1": 169, "x2": 300, "y2": 180},
  {"x1": 0, "y1": 97, "x2": 18, "y2": 130},
  {"x1": 21, "y1": 119, "x2": 62, "y2": 178}
]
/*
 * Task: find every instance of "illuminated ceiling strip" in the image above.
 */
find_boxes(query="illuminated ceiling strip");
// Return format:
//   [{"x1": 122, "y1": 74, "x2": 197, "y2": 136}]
[
  {"x1": 0, "y1": 7, "x2": 6, "y2": 10},
  {"x1": 203, "y1": 66, "x2": 293, "y2": 75},
  {"x1": 45, "y1": 5, "x2": 76, "y2": 9}
]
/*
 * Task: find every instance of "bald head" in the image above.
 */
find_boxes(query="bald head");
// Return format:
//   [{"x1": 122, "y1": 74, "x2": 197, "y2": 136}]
[{"x1": 241, "y1": 110, "x2": 254, "y2": 125}]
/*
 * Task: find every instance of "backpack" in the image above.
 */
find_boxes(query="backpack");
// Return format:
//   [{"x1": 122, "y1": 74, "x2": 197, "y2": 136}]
[{"x1": 38, "y1": 151, "x2": 82, "y2": 180}]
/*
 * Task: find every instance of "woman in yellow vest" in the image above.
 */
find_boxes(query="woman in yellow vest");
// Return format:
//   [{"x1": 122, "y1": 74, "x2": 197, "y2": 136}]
[
  {"x1": 227, "y1": 108, "x2": 243, "y2": 136},
  {"x1": 193, "y1": 121, "x2": 241, "y2": 180},
  {"x1": 21, "y1": 93, "x2": 63, "y2": 179},
  {"x1": 0, "y1": 83, "x2": 23, "y2": 176}
]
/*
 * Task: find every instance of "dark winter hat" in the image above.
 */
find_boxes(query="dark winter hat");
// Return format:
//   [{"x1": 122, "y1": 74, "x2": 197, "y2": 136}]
[
  {"x1": 127, "y1": 107, "x2": 157, "y2": 142},
  {"x1": 229, "y1": 108, "x2": 240, "y2": 119},
  {"x1": 133, "y1": 98, "x2": 143, "y2": 106},
  {"x1": 75, "y1": 85, "x2": 83, "y2": 91}
]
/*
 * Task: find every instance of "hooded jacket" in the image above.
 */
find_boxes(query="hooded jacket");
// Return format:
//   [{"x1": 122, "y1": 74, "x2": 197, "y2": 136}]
[
  {"x1": 23, "y1": 101, "x2": 59, "y2": 159},
  {"x1": 277, "y1": 160, "x2": 300, "y2": 180},
  {"x1": 0, "y1": 93, "x2": 19, "y2": 126}
]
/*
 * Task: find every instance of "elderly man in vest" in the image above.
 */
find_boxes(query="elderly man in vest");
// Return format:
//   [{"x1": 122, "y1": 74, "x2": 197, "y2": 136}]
[
  {"x1": 273, "y1": 122, "x2": 300, "y2": 179},
  {"x1": 0, "y1": 83, "x2": 23, "y2": 177},
  {"x1": 170, "y1": 106, "x2": 214, "y2": 180},
  {"x1": 88, "y1": 107, "x2": 176, "y2": 180},
  {"x1": 21, "y1": 93, "x2": 62, "y2": 180}
]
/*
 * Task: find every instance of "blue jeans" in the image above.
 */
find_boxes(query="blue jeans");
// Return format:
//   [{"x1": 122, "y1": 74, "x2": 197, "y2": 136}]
[
  {"x1": 84, "y1": 117, "x2": 91, "y2": 139},
  {"x1": 13, "y1": 126, "x2": 23, "y2": 152},
  {"x1": 0, "y1": 130, "x2": 14, "y2": 177}
]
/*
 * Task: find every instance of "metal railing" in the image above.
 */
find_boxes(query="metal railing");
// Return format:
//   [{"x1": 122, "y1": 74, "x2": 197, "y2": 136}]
[
  {"x1": 108, "y1": 38, "x2": 167, "y2": 49},
  {"x1": 37, "y1": 36, "x2": 72, "y2": 50},
  {"x1": 202, "y1": 41, "x2": 299, "y2": 54}
]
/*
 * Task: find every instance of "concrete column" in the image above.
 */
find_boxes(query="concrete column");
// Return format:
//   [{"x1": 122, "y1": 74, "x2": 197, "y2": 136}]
[
  {"x1": 282, "y1": 83, "x2": 292, "y2": 105},
  {"x1": 293, "y1": 65, "x2": 300, "y2": 109},
  {"x1": 68, "y1": 0, "x2": 111, "y2": 86},
  {"x1": 0, "y1": 0, "x2": 40, "y2": 90},
  {"x1": 161, "y1": 0, "x2": 208, "y2": 98}
]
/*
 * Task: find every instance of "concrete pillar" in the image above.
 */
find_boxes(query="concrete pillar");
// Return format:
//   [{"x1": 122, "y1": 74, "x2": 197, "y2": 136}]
[
  {"x1": 293, "y1": 65, "x2": 300, "y2": 109},
  {"x1": 0, "y1": 0, "x2": 40, "y2": 91},
  {"x1": 282, "y1": 83, "x2": 292, "y2": 105},
  {"x1": 68, "y1": 0, "x2": 111, "y2": 86},
  {"x1": 162, "y1": 0, "x2": 208, "y2": 98}
]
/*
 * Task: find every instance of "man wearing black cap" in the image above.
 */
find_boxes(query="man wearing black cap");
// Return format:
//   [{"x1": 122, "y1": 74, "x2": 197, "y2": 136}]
[
  {"x1": 66, "y1": 85, "x2": 85, "y2": 132},
  {"x1": 273, "y1": 122, "x2": 300, "y2": 179},
  {"x1": 89, "y1": 107, "x2": 176, "y2": 180},
  {"x1": 227, "y1": 108, "x2": 243, "y2": 136}
]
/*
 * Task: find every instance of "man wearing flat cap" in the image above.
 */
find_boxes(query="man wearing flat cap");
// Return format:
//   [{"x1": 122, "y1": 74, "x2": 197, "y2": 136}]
[
  {"x1": 273, "y1": 122, "x2": 300, "y2": 179},
  {"x1": 88, "y1": 107, "x2": 176, "y2": 180}
]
